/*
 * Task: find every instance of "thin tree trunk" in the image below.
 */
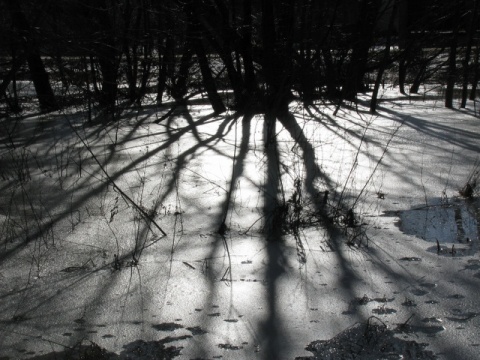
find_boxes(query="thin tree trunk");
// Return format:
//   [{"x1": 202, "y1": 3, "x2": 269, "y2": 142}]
[
  {"x1": 398, "y1": 59, "x2": 408, "y2": 95},
  {"x1": 298, "y1": 0, "x2": 315, "y2": 105},
  {"x1": 185, "y1": 0, "x2": 225, "y2": 114},
  {"x1": 469, "y1": 46, "x2": 479, "y2": 100},
  {"x1": 95, "y1": 0, "x2": 119, "y2": 120},
  {"x1": 193, "y1": 39, "x2": 226, "y2": 113},
  {"x1": 157, "y1": 36, "x2": 173, "y2": 104},
  {"x1": 445, "y1": 0, "x2": 461, "y2": 108},
  {"x1": 409, "y1": 48, "x2": 444, "y2": 94},
  {"x1": 97, "y1": 49, "x2": 118, "y2": 118},
  {"x1": 261, "y1": 0, "x2": 278, "y2": 147},
  {"x1": 123, "y1": 0, "x2": 146, "y2": 103},
  {"x1": 0, "y1": 50, "x2": 24, "y2": 112},
  {"x1": 171, "y1": 41, "x2": 193, "y2": 102},
  {"x1": 156, "y1": 3, "x2": 172, "y2": 104},
  {"x1": 261, "y1": 0, "x2": 276, "y2": 99},
  {"x1": 7, "y1": 0, "x2": 57, "y2": 111},
  {"x1": 276, "y1": 0, "x2": 295, "y2": 108},
  {"x1": 370, "y1": 0, "x2": 397, "y2": 113},
  {"x1": 89, "y1": 55, "x2": 100, "y2": 96},
  {"x1": 11, "y1": 45, "x2": 21, "y2": 112},
  {"x1": 445, "y1": 19, "x2": 459, "y2": 107},
  {"x1": 461, "y1": 0, "x2": 478, "y2": 108},
  {"x1": 342, "y1": 0, "x2": 378, "y2": 102},
  {"x1": 138, "y1": 2, "x2": 153, "y2": 103},
  {"x1": 207, "y1": 0, "x2": 245, "y2": 106},
  {"x1": 26, "y1": 54, "x2": 58, "y2": 111},
  {"x1": 51, "y1": 14, "x2": 68, "y2": 93},
  {"x1": 322, "y1": 48, "x2": 339, "y2": 99},
  {"x1": 83, "y1": 56, "x2": 92, "y2": 123},
  {"x1": 241, "y1": 0, "x2": 256, "y2": 95},
  {"x1": 123, "y1": 0, "x2": 136, "y2": 102},
  {"x1": 398, "y1": 0, "x2": 409, "y2": 95}
]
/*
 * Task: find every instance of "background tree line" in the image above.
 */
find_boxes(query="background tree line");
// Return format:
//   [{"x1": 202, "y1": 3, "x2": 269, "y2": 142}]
[{"x1": 0, "y1": 0, "x2": 478, "y2": 120}]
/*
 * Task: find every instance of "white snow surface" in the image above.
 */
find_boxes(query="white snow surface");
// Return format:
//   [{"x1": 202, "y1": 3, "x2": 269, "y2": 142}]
[{"x1": 0, "y1": 88, "x2": 479, "y2": 359}]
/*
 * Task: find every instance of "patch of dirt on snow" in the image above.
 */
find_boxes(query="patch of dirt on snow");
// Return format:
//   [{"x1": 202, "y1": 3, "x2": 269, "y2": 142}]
[
  {"x1": 298, "y1": 317, "x2": 437, "y2": 360},
  {"x1": 19, "y1": 339, "x2": 183, "y2": 360}
]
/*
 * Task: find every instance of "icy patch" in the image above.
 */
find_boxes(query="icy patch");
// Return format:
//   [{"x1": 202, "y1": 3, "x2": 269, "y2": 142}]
[{"x1": 397, "y1": 199, "x2": 479, "y2": 245}]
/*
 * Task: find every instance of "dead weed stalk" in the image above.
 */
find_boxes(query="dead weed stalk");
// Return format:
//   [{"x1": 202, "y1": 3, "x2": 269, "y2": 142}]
[{"x1": 459, "y1": 158, "x2": 479, "y2": 198}]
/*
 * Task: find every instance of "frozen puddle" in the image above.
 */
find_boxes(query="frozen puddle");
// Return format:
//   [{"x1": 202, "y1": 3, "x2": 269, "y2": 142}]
[{"x1": 396, "y1": 198, "x2": 480, "y2": 255}]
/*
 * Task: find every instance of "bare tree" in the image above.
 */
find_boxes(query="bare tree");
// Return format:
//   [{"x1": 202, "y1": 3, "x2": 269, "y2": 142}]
[
  {"x1": 370, "y1": 0, "x2": 397, "y2": 113},
  {"x1": 6, "y1": 0, "x2": 57, "y2": 111},
  {"x1": 460, "y1": 0, "x2": 479, "y2": 107},
  {"x1": 184, "y1": 0, "x2": 226, "y2": 114},
  {"x1": 445, "y1": 0, "x2": 460, "y2": 108}
]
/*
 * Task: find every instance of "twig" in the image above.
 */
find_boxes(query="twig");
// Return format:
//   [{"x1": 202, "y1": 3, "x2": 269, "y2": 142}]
[
  {"x1": 66, "y1": 117, "x2": 167, "y2": 236},
  {"x1": 240, "y1": 214, "x2": 266, "y2": 235},
  {"x1": 398, "y1": 314, "x2": 415, "y2": 332},
  {"x1": 420, "y1": 154, "x2": 428, "y2": 207},
  {"x1": 183, "y1": 261, "x2": 196, "y2": 270},
  {"x1": 336, "y1": 115, "x2": 371, "y2": 211},
  {"x1": 352, "y1": 118, "x2": 405, "y2": 209}
]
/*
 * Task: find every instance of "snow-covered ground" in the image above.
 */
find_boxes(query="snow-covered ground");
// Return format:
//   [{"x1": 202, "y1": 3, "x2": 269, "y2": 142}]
[{"x1": 0, "y1": 87, "x2": 479, "y2": 359}]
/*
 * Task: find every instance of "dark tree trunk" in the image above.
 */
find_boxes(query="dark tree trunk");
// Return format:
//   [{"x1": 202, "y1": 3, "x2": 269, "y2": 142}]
[
  {"x1": 82, "y1": 56, "x2": 93, "y2": 123},
  {"x1": 445, "y1": 0, "x2": 460, "y2": 108},
  {"x1": 94, "y1": 0, "x2": 119, "y2": 119},
  {"x1": 156, "y1": 3, "x2": 174, "y2": 104},
  {"x1": 206, "y1": 0, "x2": 245, "y2": 107},
  {"x1": 26, "y1": 53, "x2": 57, "y2": 111},
  {"x1": 171, "y1": 40, "x2": 193, "y2": 101},
  {"x1": 122, "y1": 0, "x2": 152, "y2": 104},
  {"x1": 469, "y1": 46, "x2": 479, "y2": 100},
  {"x1": 461, "y1": 0, "x2": 478, "y2": 108},
  {"x1": 409, "y1": 48, "x2": 444, "y2": 94},
  {"x1": 398, "y1": 0, "x2": 409, "y2": 95},
  {"x1": 11, "y1": 45, "x2": 20, "y2": 112},
  {"x1": 398, "y1": 60, "x2": 408, "y2": 95},
  {"x1": 200, "y1": 28, "x2": 243, "y2": 109},
  {"x1": 298, "y1": 0, "x2": 315, "y2": 105},
  {"x1": 192, "y1": 37, "x2": 226, "y2": 114},
  {"x1": 342, "y1": 0, "x2": 379, "y2": 102},
  {"x1": 137, "y1": 1, "x2": 153, "y2": 103},
  {"x1": 261, "y1": 0, "x2": 278, "y2": 148},
  {"x1": 51, "y1": 13, "x2": 68, "y2": 93},
  {"x1": 122, "y1": 0, "x2": 137, "y2": 102},
  {"x1": 122, "y1": 0, "x2": 152, "y2": 105},
  {"x1": 261, "y1": 0, "x2": 294, "y2": 115},
  {"x1": 261, "y1": 0, "x2": 276, "y2": 101},
  {"x1": 276, "y1": 0, "x2": 295, "y2": 104},
  {"x1": 410, "y1": 63, "x2": 426, "y2": 94},
  {"x1": 445, "y1": 9, "x2": 459, "y2": 108},
  {"x1": 322, "y1": 48, "x2": 339, "y2": 99},
  {"x1": 0, "y1": 50, "x2": 23, "y2": 113},
  {"x1": 241, "y1": 0, "x2": 256, "y2": 96},
  {"x1": 7, "y1": 0, "x2": 57, "y2": 111},
  {"x1": 97, "y1": 46, "x2": 118, "y2": 118},
  {"x1": 157, "y1": 35, "x2": 174, "y2": 104},
  {"x1": 184, "y1": 0, "x2": 225, "y2": 114},
  {"x1": 89, "y1": 55, "x2": 100, "y2": 96},
  {"x1": 260, "y1": 0, "x2": 296, "y2": 163},
  {"x1": 370, "y1": 0, "x2": 397, "y2": 113}
]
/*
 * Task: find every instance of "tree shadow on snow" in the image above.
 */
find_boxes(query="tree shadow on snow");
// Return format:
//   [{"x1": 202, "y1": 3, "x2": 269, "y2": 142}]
[{"x1": 2, "y1": 97, "x2": 467, "y2": 359}]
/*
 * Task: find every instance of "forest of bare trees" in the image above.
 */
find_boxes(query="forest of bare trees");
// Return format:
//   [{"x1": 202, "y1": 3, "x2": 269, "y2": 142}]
[{"x1": 0, "y1": 0, "x2": 479, "y2": 119}]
